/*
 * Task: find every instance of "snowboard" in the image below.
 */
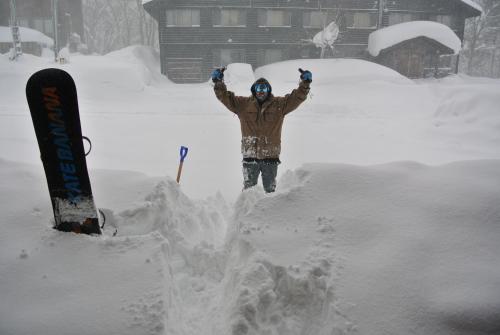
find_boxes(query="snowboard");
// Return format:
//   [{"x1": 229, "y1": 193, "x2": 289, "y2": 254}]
[{"x1": 26, "y1": 68, "x2": 101, "y2": 235}]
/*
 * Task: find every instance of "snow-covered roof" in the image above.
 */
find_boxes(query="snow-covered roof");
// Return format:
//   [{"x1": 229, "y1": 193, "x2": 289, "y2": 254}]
[
  {"x1": 368, "y1": 21, "x2": 462, "y2": 57},
  {"x1": 459, "y1": 0, "x2": 483, "y2": 13},
  {"x1": 0, "y1": 26, "x2": 53, "y2": 46}
]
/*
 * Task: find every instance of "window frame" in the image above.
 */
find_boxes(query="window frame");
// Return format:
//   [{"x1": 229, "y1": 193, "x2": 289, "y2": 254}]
[
  {"x1": 213, "y1": 9, "x2": 247, "y2": 27},
  {"x1": 388, "y1": 13, "x2": 415, "y2": 26},
  {"x1": 166, "y1": 9, "x2": 201, "y2": 27},
  {"x1": 303, "y1": 11, "x2": 328, "y2": 28},
  {"x1": 258, "y1": 9, "x2": 292, "y2": 28},
  {"x1": 345, "y1": 12, "x2": 378, "y2": 29}
]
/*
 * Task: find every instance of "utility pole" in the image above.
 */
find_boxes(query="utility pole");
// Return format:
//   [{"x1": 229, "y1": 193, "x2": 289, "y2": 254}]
[
  {"x1": 52, "y1": 0, "x2": 59, "y2": 62},
  {"x1": 9, "y1": 0, "x2": 22, "y2": 60},
  {"x1": 378, "y1": 0, "x2": 385, "y2": 29},
  {"x1": 490, "y1": 32, "x2": 499, "y2": 77}
]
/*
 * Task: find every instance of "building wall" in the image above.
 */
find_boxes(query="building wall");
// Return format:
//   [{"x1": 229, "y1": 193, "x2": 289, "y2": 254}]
[
  {"x1": 376, "y1": 37, "x2": 455, "y2": 78},
  {"x1": 146, "y1": 0, "x2": 479, "y2": 82}
]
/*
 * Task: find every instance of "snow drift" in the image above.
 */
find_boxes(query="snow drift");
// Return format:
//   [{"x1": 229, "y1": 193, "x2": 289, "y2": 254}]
[{"x1": 1, "y1": 158, "x2": 499, "y2": 335}]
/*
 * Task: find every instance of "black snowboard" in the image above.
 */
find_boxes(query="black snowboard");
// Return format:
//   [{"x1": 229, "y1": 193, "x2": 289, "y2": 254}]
[{"x1": 26, "y1": 68, "x2": 101, "y2": 235}]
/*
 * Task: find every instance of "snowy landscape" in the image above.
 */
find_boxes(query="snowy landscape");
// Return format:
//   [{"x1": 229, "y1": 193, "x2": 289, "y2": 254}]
[{"x1": 1, "y1": 46, "x2": 500, "y2": 335}]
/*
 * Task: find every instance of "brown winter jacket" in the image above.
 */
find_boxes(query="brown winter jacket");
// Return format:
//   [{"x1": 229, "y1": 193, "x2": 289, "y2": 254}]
[{"x1": 214, "y1": 81, "x2": 310, "y2": 159}]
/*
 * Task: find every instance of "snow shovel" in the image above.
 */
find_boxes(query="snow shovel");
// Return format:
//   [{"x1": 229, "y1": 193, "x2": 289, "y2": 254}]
[{"x1": 176, "y1": 146, "x2": 189, "y2": 184}]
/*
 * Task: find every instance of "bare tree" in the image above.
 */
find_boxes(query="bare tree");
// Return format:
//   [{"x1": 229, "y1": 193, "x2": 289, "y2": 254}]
[
  {"x1": 461, "y1": 0, "x2": 500, "y2": 77},
  {"x1": 83, "y1": 0, "x2": 158, "y2": 54}
]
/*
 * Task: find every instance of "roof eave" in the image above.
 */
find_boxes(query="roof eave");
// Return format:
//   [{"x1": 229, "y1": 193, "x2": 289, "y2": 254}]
[
  {"x1": 459, "y1": 1, "x2": 483, "y2": 18},
  {"x1": 376, "y1": 36, "x2": 456, "y2": 58},
  {"x1": 143, "y1": 0, "x2": 163, "y2": 21}
]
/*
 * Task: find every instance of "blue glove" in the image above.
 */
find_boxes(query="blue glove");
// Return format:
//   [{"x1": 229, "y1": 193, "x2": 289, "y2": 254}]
[
  {"x1": 299, "y1": 68, "x2": 312, "y2": 83},
  {"x1": 211, "y1": 68, "x2": 225, "y2": 83}
]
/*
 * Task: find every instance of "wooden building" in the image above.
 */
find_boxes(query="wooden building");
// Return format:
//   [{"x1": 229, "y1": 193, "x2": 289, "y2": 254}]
[
  {"x1": 0, "y1": 0, "x2": 84, "y2": 52},
  {"x1": 0, "y1": 26, "x2": 54, "y2": 56},
  {"x1": 374, "y1": 36, "x2": 456, "y2": 78},
  {"x1": 143, "y1": 0, "x2": 482, "y2": 83}
]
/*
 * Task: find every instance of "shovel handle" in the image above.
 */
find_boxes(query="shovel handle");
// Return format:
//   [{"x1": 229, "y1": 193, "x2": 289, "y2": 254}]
[{"x1": 176, "y1": 161, "x2": 184, "y2": 184}]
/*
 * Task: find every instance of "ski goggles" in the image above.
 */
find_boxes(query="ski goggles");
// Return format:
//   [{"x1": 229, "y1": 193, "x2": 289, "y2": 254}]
[{"x1": 255, "y1": 83, "x2": 269, "y2": 93}]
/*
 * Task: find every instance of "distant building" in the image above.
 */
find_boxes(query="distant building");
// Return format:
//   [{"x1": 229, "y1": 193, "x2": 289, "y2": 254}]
[
  {"x1": 143, "y1": 0, "x2": 481, "y2": 82},
  {"x1": 0, "y1": 0, "x2": 84, "y2": 54},
  {"x1": 0, "y1": 26, "x2": 53, "y2": 56},
  {"x1": 368, "y1": 21, "x2": 464, "y2": 78}
]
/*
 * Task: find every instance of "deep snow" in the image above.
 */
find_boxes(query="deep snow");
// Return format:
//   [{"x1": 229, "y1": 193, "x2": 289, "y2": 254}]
[{"x1": 0, "y1": 47, "x2": 499, "y2": 335}]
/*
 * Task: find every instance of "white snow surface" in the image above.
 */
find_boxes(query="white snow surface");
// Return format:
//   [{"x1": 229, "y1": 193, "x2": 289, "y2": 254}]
[
  {"x1": 368, "y1": 21, "x2": 462, "y2": 57},
  {"x1": 0, "y1": 26, "x2": 54, "y2": 46},
  {"x1": 1, "y1": 46, "x2": 500, "y2": 335}
]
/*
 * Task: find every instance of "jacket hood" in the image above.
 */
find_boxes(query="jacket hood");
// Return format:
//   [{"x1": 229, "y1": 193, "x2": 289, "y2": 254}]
[{"x1": 251, "y1": 78, "x2": 272, "y2": 97}]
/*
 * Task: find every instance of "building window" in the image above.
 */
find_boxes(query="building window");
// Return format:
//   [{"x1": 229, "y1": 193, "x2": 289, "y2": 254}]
[
  {"x1": 345, "y1": 12, "x2": 378, "y2": 28},
  {"x1": 258, "y1": 10, "x2": 292, "y2": 27},
  {"x1": 430, "y1": 15, "x2": 452, "y2": 27},
  {"x1": 213, "y1": 9, "x2": 246, "y2": 27},
  {"x1": 388, "y1": 13, "x2": 415, "y2": 26},
  {"x1": 166, "y1": 9, "x2": 200, "y2": 27},
  {"x1": 257, "y1": 49, "x2": 284, "y2": 66},
  {"x1": 213, "y1": 49, "x2": 246, "y2": 67}
]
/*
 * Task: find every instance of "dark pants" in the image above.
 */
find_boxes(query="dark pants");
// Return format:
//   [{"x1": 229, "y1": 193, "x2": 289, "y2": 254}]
[{"x1": 242, "y1": 158, "x2": 280, "y2": 193}]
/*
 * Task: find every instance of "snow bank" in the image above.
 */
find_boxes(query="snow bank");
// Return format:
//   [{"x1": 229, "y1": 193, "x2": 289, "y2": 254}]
[
  {"x1": 223, "y1": 63, "x2": 255, "y2": 83},
  {"x1": 218, "y1": 63, "x2": 256, "y2": 96},
  {"x1": 0, "y1": 26, "x2": 53, "y2": 46},
  {"x1": 0, "y1": 158, "x2": 229, "y2": 335},
  {"x1": 255, "y1": 58, "x2": 412, "y2": 89},
  {"x1": 368, "y1": 21, "x2": 462, "y2": 57},
  {"x1": 4, "y1": 157, "x2": 499, "y2": 334},
  {"x1": 219, "y1": 160, "x2": 500, "y2": 334},
  {"x1": 105, "y1": 45, "x2": 165, "y2": 85},
  {"x1": 0, "y1": 159, "x2": 170, "y2": 335},
  {"x1": 425, "y1": 75, "x2": 500, "y2": 156}
]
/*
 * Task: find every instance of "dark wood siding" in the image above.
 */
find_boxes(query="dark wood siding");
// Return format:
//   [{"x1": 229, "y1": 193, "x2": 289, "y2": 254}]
[
  {"x1": 375, "y1": 37, "x2": 455, "y2": 78},
  {"x1": 146, "y1": 0, "x2": 480, "y2": 82}
]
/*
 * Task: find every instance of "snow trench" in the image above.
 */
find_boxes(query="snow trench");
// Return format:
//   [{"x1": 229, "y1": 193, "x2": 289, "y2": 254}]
[
  {"x1": 3, "y1": 160, "x2": 500, "y2": 335},
  {"x1": 109, "y1": 174, "x2": 354, "y2": 335}
]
